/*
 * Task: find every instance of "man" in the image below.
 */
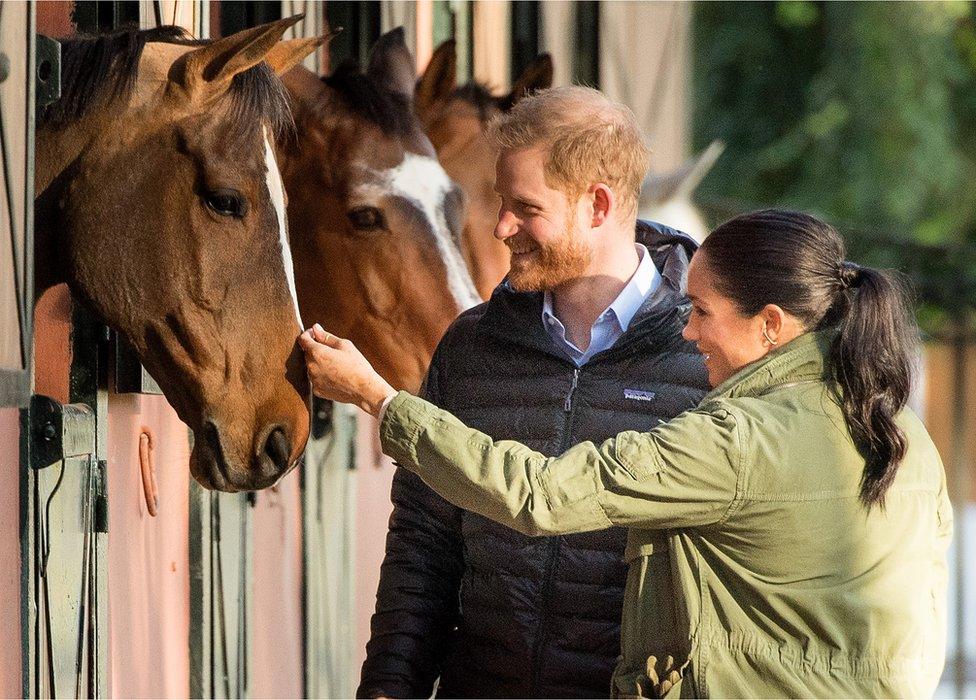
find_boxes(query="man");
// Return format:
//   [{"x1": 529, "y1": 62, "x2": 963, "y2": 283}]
[{"x1": 355, "y1": 86, "x2": 707, "y2": 698}]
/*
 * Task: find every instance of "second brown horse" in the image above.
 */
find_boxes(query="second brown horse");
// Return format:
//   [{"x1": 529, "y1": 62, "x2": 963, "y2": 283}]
[{"x1": 281, "y1": 29, "x2": 480, "y2": 392}]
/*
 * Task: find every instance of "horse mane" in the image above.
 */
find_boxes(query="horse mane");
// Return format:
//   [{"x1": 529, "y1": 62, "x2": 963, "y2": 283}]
[
  {"x1": 40, "y1": 25, "x2": 292, "y2": 137},
  {"x1": 451, "y1": 82, "x2": 503, "y2": 123},
  {"x1": 320, "y1": 60, "x2": 415, "y2": 137}
]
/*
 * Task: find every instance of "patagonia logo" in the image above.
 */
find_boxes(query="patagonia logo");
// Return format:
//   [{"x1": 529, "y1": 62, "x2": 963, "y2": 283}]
[{"x1": 624, "y1": 389, "x2": 656, "y2": 402}]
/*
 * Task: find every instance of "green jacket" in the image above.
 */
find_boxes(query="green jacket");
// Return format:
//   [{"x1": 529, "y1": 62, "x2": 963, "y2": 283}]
[{"x1": 380, "y1": 331, "x2": 952, "y2": 698}]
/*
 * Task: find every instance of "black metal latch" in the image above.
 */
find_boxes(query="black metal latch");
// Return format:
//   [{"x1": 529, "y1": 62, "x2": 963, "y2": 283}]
[
  {"x1": 35, "y1": 35, "x2": 61, "y2": 108},
  {"x1": 29, "y1": 394, "x2": 95, "y2": 470}
]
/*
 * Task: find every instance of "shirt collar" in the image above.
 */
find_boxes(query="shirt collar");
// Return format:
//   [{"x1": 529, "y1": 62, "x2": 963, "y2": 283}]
[
  {"x1": 541, "y1": 243, "x2": 661, "y2": 333},
  {"x1": 609, "y1": 243, "x2": 657, "y2": 331}
]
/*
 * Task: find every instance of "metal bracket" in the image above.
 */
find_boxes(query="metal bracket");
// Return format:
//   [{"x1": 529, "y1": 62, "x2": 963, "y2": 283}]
[
  {"x1": 28, "y1": 395, "x2": 95, "y2": 470},
  {"x1": 34, "y1": 35, "x2": 60, "y2": 108}
]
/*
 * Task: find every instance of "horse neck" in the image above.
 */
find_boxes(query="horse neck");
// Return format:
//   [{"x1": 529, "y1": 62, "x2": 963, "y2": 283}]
[{"x1": 33, "y1": 117, "x2": 104, "y2": 296}]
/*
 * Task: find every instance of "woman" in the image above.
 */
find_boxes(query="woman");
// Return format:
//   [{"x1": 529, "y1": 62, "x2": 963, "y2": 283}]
[{"x1": 300, "y1": 209, "x2": 951, "y2": 698}]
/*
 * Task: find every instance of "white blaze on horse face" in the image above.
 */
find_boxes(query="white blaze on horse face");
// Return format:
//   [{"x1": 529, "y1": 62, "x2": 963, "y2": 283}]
[
  {"x1": 380, "y1": 153, "x2": 481, "y2": 310},
  {"x1": 263, "y1": 128, "x2": 303, "y2": 329}
]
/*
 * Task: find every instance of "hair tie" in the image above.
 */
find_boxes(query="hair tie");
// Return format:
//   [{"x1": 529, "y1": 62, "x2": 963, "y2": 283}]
[{"x1": 838, "y1": 261, "x2": 862, "y2": 289}]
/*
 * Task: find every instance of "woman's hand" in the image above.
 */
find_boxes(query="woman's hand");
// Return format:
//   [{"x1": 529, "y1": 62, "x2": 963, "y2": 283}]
[{"x1": 297, "y1": 324, "x2": 396, "y2": 418}]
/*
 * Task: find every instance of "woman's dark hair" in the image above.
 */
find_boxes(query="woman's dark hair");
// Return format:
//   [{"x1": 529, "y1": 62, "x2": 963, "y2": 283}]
[{"x1": 698, "y1": 209, "x2": 918, "y2": 507}]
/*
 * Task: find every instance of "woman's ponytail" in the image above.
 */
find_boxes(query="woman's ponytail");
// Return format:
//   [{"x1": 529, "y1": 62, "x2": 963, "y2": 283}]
[{"x1": 829, "y1": 265, "x2": 918, "y2": 507}]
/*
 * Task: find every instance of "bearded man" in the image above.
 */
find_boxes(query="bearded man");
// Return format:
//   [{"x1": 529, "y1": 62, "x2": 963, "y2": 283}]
[{"x1": 357, "y1": 86, "x2": 708, "y2": 698}]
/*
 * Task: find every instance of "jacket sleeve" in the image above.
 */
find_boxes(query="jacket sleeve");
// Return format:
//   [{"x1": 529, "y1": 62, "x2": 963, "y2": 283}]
[
  {"x1": 379, "y1": 392, "x2": 743, "y2": 536},
  {"x1": 357, "y1": 345, "x2": 465, "y2": 699}
]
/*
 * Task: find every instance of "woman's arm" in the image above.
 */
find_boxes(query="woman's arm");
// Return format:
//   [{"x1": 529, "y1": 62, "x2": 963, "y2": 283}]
[
  {"x1": 299, "y1": 326, "x2": 742, "y2": 535},
  {"x1": 380, "y1": 391, "x2": 743, "y2": 536}
]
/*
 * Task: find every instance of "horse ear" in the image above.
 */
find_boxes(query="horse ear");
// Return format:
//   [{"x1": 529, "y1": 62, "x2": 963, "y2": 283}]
[
  {"x1": 416, "y1": 39, "x2": 457, "y2": 113},
  {"x1": 501, "y1": 54, "x2": 553, "y2": 111},
  {"x1": 172, "y1": 14, "x2": 304, "y2": 103},
  {"x1": 263, "y1": 34, "x2": 333, "y2": 76},
  {"x1": 367, "y1": 27, "x2": 416, "y2": 100}
]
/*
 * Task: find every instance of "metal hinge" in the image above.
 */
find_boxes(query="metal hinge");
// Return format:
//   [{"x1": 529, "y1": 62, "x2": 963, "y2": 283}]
[{"x1": 29, "y1": 395, "x2": 95, "y2": 470}]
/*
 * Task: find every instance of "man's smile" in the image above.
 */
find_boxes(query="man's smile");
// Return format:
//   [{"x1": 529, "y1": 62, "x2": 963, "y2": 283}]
[{"x1": 507, "y1": 242, "x2": 539, "y2": 256}]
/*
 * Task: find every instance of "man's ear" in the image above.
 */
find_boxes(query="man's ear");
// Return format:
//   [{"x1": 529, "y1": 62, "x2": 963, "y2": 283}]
[{"x1": 589, "y1": 183, "x2": 614, "y2": 227}]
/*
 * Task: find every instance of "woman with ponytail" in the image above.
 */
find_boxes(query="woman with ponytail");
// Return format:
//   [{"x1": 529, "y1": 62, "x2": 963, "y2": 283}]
[{"x1": 301, "y1": 209, "x2": 951, "y2": 698}]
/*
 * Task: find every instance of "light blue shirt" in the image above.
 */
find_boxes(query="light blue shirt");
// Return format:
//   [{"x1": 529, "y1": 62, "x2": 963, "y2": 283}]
[{"x1": 542, "y1": 243, "x2": 662, "y2": 366}]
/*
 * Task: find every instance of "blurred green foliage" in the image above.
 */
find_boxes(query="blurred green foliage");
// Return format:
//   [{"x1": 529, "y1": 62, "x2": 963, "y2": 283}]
[{"x1": 693, "y1": 1, "x2": 976, "y2": 334}]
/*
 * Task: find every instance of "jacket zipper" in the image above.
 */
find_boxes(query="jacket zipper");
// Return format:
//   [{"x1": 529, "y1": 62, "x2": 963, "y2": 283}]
[
  {"x1": 563, "y1": 367, "x2": 579, "y2": 411},
  {"x1": 530, "y1": 366, "x2": 580, "y2": 694}
]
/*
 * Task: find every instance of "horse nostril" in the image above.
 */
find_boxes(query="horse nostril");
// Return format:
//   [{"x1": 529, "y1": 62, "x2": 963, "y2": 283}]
[{"x1": 263, "y1": 427, "x2": 291, "y2": 474}]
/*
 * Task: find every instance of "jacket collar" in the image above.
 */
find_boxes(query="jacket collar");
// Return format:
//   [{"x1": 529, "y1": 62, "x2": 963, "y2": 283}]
[
  {"x1": 476, "y1": 220, "x2": 698, "y2": 357},
  {"x1": 704, "y1": 330, "x2": 834, "y2": 402}
]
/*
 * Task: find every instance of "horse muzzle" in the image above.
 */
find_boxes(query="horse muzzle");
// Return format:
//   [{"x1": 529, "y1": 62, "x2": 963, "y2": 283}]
[{"x1": 189, "y1": 418, "x2": 299, "y2": 492}]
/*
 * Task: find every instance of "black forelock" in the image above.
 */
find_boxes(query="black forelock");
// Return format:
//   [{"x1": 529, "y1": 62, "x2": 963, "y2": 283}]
[
  {"x1": 452, "y1": 82, "x2": 503, "y2": 122},
  {"x1": 320, "y1": 59, "x2": 416, "y2": 137}
]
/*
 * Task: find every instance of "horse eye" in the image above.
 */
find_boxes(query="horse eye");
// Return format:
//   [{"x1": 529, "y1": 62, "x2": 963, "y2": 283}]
[
  {"x1": 204, "y1": 189, "x2": 247, "y2": 218},
  {"x1": 347, "y1": 206, "x2": 386, "y2": 232}
]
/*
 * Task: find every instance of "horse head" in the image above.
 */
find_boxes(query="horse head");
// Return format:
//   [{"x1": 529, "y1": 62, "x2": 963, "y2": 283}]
[
  {"x1": 280, "y1": 28, "x2": 480, "y2": 393},
  {"x1": 416, "y1": 41, "x2": 553, "y2": 299},
  {"x1": 34, "y1": 17, "x2": 321, "y2": 492}
]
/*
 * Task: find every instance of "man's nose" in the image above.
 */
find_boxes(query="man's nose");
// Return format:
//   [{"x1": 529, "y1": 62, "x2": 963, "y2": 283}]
[
  {"x1": 494, "y1": 210, "x2": 518, "y2": 240},
  {"x1": 681, "y1": 321, "x2": 696, "y2": 342}
]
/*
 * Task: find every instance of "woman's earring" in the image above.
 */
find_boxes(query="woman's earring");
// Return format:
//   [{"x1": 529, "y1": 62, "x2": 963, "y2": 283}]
[{"x1": 762, "y1": 326, "x2": 778, "y2": 346}]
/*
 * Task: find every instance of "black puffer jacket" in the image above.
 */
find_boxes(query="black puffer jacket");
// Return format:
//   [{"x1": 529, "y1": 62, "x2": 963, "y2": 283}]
[{"x1": 358, "y1": 222, "x2": 708, "y2": 699}]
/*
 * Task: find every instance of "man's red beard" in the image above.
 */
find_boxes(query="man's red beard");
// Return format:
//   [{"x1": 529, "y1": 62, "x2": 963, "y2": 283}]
[{"x1": 505, "y1": 217, "x2": 593, "y2": 292}]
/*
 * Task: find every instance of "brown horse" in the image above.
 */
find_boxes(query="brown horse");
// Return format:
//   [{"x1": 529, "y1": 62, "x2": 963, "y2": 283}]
[
  {"x1": 34, "y1": 17, "x2": 320, "y2": 492},
  {"x1": 415, "y1": 41, "x2": 553, "y2": 300},
  {"x1": 281, "y1": 29, "x2": 480, "y2": 392}
]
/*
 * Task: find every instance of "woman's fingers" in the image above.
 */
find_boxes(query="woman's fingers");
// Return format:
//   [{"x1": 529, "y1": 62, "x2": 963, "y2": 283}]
[
  {"x1": 311, "y1": 323, "x2": 347, "y2": 349},
  {"x1": 310, "y1": 323, "x2": 329, "y2": 343}
]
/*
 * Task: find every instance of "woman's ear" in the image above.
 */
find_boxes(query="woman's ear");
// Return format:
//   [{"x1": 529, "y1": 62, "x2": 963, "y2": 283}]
[
  {"x1": 760, "y1": 304, "x2": 806, "y2": 347},
  {"x1": 760, "y1": 304, "x2": 787, "y2": 343},
  {"x1": 761, "y1": 304, "x2": 785, "y2": 332}
]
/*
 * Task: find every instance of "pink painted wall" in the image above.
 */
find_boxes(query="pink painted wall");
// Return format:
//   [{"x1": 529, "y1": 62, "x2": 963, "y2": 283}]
[
  {"x1": 249, "y1": 469, "x2": 304, "y2": 699},
  {"x1": 354, "y1": 413, "x2": 396, "y2": 684},
  {"x1": 106, "y1": 394, "x2": 190, "y2": 699},
  {"x1": 0, "y1": 407, "x2": 22, "y2": 698}
]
